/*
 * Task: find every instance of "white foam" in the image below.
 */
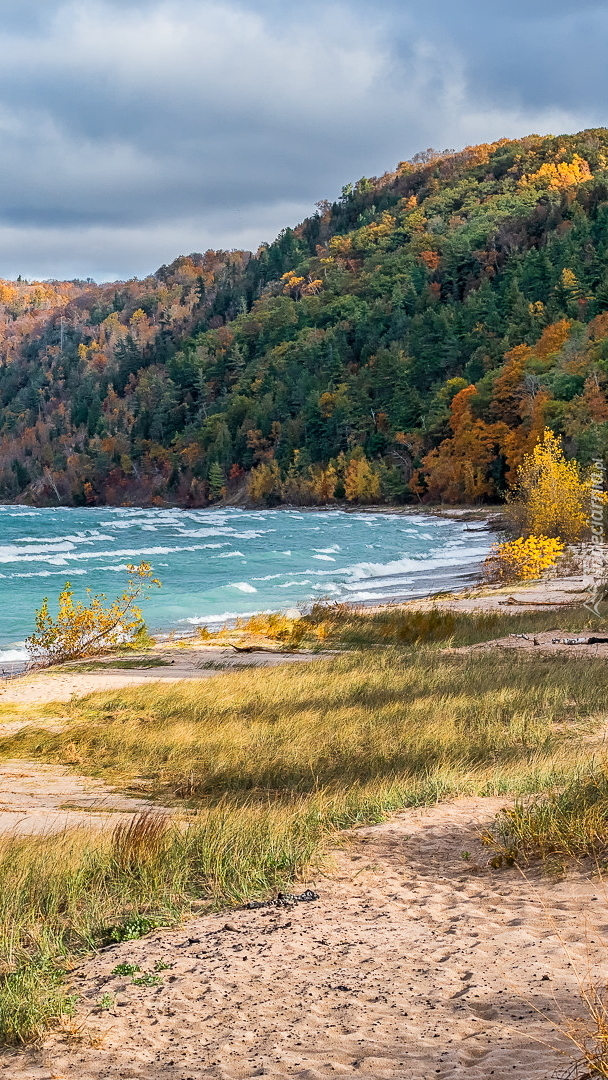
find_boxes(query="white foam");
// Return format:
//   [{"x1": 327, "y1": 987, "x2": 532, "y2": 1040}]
[
  {"x1": 230, "y1": 582, "x2": 257, "y2": 593},
  {"x1": 182, "y1": 609, "x2": 274, "y2": 625},
  {"x1": 0, "y1": 541, "x2": 76, "y2": 560},
  {"x1": 0, "y1": 644, "x2": 29, "y2": 662},
  {"x1": 342, "y1": 576, "x2": 415, "y2": 592},
  {"x1": 173, "y1": 528, "x2": 242, "y2": 538},
  {"x1": 12, "y1": 568, "x2": 88, "y2": 578},
  {"x1": 216, "y1": 551, "x2": 245, "y2": 558},
  {"x1": 345, "y1": 545, "x2": 491, "y2": 582}
]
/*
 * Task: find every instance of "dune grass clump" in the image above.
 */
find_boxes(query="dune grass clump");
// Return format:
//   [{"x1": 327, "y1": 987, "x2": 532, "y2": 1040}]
[
  {"x1": 193, "y1": 601, "x2": 604, "y2": 652},
  {"x1": 489, "y1": 763, "x2": 608, "y2": 867},
  {"x1": 242, "y1": 602, "x2": 604, "y2": 651}
]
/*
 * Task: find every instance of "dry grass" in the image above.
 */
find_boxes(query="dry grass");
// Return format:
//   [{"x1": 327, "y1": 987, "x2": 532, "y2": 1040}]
[
  {"x1": 2, "y1": 619, "x2": 608, "y2": 1047},
  {"x1": 195, "y1": 601, "x2": 607, "y2": 652},
  {"x1": 2, "y1": 648, "x2": 604, "y2": 801}
]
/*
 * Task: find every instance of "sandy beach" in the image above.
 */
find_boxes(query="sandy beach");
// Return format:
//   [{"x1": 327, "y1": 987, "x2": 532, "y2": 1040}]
[
  {"x1": 3, "y1": 797, "x2": 604, "y2": 1080},
  {"x1": 0, "y1": 570, "x2": 605, "y2": 1078}
]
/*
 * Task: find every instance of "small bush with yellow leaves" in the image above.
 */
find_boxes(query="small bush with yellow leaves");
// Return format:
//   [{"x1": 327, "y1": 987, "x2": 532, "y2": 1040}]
[{"x1": 484, "y1": 535, "x2": 565, "y2": 582}]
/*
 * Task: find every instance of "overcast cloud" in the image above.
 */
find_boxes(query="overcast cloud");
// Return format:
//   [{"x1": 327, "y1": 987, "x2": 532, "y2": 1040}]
[{"x1": 0, "y1": 0, "x2": 604, "y2": 280}]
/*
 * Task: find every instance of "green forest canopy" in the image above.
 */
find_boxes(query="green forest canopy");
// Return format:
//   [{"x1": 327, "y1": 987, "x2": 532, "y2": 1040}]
[{"x1": 3, "y1": 129, "x2": 608, "y2": 506}]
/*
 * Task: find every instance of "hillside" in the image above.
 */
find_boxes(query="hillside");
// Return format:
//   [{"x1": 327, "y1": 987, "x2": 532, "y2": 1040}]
[{"x1": 3, "y1": 128, "x2": 608, "y2": 506}]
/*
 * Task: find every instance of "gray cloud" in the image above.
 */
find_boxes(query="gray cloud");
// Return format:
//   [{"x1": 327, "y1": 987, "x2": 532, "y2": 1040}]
[{"x1": 0, "y1": 0, "x2": 603, "y2": 280}]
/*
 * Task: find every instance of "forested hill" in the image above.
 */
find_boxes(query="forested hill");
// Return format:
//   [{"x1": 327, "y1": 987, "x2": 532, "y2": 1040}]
[{"x1": 4, "y1": 128, "x2": 608, "y2": 507}]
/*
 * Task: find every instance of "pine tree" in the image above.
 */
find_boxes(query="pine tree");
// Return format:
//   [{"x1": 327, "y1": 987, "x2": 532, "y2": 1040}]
[{"x1": 208, "y1": 461, "x2": 225, "y2": 501}]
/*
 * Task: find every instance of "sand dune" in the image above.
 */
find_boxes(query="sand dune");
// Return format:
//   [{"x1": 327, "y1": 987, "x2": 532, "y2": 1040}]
[{"x1": 5, "y1": 797, "x2": 604, "y2": 1080}]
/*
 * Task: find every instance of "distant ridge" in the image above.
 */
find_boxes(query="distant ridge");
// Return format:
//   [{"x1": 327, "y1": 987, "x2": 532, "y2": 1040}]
[{"x1": 2, "y1": 128, "x2": 608, "y2": 506}]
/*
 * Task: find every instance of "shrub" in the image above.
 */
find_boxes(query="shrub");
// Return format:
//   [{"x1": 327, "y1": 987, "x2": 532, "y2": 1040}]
[
  {"x1": 484, "y1": 535, "x2": 565, "y2": 582},
  {"x1": 25, "y1": 562, "x2": 161, "y2": 667}
]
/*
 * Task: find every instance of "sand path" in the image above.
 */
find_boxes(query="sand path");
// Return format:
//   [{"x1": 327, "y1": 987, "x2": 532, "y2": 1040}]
[
  {"x1": 4, "y1": 797, "x2": 606, "y2": 1080},
  {"x1": 0, "y1": 760, "x2": 172, "y2": 836},
  {"x1": 0, "y1": 648, "x2": 319, "y2": 707}
]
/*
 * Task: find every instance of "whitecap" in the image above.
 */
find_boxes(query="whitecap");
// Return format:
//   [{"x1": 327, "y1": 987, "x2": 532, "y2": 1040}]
[
  {"x1": 230, "y1": 582, "x2": 257, "y2": 593},
  {"x1": 345, "y1": 546, "x2": 491, "y2": 582},
  {"x1": 182, "y1": 608, "x2": 274, "y2": 625},
  {"x1": 12, "y1": 568, "x2": 88, "y2": 578},
  {"x1": 0, "y1": 646, "x2": 29, "y2": 663},
  {"x1": 312, "y1": 554, "x2": 335, "y2": 562},
  {"x1": 0, "y1": 541, "x2": 76, "y2": 560}
]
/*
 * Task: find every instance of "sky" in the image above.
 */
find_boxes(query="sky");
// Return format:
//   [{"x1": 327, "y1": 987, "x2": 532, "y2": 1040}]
[{"x1": 0, "y1": 0, "x2": 605, "y2": 281}]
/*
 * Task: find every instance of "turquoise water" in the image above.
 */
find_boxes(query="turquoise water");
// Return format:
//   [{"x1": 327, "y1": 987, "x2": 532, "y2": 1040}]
[{"x1": 0, "y1": 506, "x2": 496, "y2": 662}]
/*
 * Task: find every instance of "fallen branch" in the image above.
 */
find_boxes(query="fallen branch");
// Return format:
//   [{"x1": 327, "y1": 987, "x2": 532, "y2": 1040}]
[
  {"x1": 498, "y1": 597, "x2": 578, "y2": 607},
  {"x1": 552, "y1": 636, "x2": 608, "y2": 646}
]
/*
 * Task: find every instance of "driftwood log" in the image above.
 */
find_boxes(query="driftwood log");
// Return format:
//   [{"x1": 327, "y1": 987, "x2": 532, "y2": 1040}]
[{"x1": 498, "y1": 597, "x2": 579, "y2": 607}]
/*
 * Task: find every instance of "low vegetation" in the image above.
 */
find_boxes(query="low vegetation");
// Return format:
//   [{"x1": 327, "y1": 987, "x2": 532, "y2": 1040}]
[
  {"x1": 4, "y1": 642, "x2": 607, "y2": 804},
  {"x1": 209, "y1": 600, "x2": 602, "y2": 652},
  {"x1": 490, "y1": 763, "x2": 608, "y2": 867},
  {"x1": 1, "y1": 631, "x2": 607, "y2": 1044},
  {"x1": 25, "y1": 562, "x2": 160, "y2": 667}
]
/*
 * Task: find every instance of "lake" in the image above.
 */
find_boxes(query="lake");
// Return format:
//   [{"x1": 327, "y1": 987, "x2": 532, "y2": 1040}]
[{"x1": 0, "y1": 506, "x2": 496, "y2": 662}]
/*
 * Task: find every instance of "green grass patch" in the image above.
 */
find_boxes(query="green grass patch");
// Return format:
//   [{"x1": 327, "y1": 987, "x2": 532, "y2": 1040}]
[
  {"x1": 489, "y1": 763, "x2": 608, "y2": 867},
  {"x1": 56, "y1": 656, "x2": 172, "y2": 672}
]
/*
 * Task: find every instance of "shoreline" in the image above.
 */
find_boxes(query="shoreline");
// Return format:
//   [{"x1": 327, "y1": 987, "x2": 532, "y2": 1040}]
[
  {"x1": 2, "y1": 498, "x2": 507, "y2": 523},
  {"x1": 0, "y1": 571, "x2": 593, "y2": 706},
  {"x1": 0, "y1": 504, "x2": 503, "y2": 663}
]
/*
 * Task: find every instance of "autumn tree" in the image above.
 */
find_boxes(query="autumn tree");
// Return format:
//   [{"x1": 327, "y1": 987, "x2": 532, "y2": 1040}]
[
  {"x1": 508, "y1": 429, "x2": 593, "y2": 541},
  {"x1": 26, "y1": 562, "x2": 161, "y2": 666}
]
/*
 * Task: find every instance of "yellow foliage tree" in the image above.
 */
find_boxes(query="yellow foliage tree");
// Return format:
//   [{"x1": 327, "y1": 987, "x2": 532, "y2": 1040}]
[
  {"x1": 310, "y1": 464, "x2": 338, "y2": 502},
  {"x1": 519, "y1": 154, "x2": 592, "y2": 191},
  {"x1": 248, "y1": 460, "x2": 282, "y2": 503},
  {"x1": 344, "y1": 456, "x2": 381, "y2": 503},
  {"x1": 509, "y1": 428, "x2": 593, "y2": 540},
  {"x1": 26, "y1": 562, "x2": 161, "y2": 666}
]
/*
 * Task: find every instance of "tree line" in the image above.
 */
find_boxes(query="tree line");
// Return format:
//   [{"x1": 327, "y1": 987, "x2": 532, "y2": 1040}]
[{"x1": 2, "y1": 128, "x2": 608, "y2": 505}]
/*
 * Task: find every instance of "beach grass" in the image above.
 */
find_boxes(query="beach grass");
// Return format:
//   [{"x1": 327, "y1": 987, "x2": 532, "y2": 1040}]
[
  {"x1": 196, "y1": 601, "x2": 607, "y2": 653},
  {"x1": 2, "y1": 622, "x2": 608, "y2": 1043},
  {"x1": 285, "y1": 600, "x2": 606, "y2": 649},
  {"x1": 489, "y1": 762, "x2": 608, "y2": 867},
  {"x1": 3, "y1": 647, "x2": 605, "y2": 799}
]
